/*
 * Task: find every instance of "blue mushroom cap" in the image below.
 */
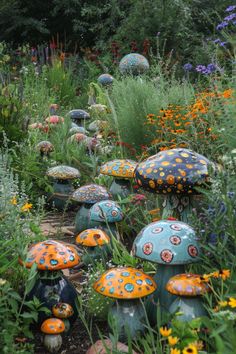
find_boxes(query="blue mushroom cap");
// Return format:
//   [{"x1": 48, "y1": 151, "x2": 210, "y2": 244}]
[
  {"x1": 89, "y1": 200, "x2": 124, "y2": 222},
  {"x1": 119, "y1": 53, "x2": 149, "y2": 75},
  {"x1": 68, "y1": 109, "x2": 90, "y2": 120},
  {"x1": 132, "y1": 220, "x2": 200, "y2": 265},
  {"x1": 98, "y1": 74, "x2": 114, "y2": 86}
]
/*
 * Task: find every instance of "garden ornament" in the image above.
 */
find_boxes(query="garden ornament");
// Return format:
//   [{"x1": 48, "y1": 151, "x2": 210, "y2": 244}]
[
  {"x1": 119, "y1": 53, "x2": 149, "y2": 75},
  {"x1": 41, "y1": 318, "x2": 65, "y2": 353},
  {"x1": 68, "y1": 126, "x2": 88, "y2": 135},
  {"x1": 45, "y1": 115, "x2": 64, "y2": 124},
  {"x1": 97, "y1": 73, "x2": 114, "y2": 87},
  {"x1": 36, "y1": 140, "x2": 54, "y2": 158},
  {"x1": 52, "y1": 303, "x2": 74, "y2": 333},
  {"x1": 49, "y1": 103, "x2": 59, "y2": 115},
  {"x1": 68, "y1": 109, "x2": 90, "y2": 127},
  {"x1": 67, "y1": 133, "x2": 88, "y2": 144}
]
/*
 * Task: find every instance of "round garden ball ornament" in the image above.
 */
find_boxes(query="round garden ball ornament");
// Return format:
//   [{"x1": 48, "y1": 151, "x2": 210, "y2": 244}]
[
  {"x1": 97, "y1": 73, "x2": 114, "y2": 87},
  {"x1": 72, "y1": 184, "x2": 112, "y2": 233},
  {"x1": 100, "y1": 159, "x2": 138, "y2": 199},
  {"x1": 93, "y1": 267, "x2": 157, "y2": 341},
  {"x1": 135, "y1": 148, "x2": 216, "y2": 222},
  {"x1": 46, "y1": 165, "x2": 80, "y2": 210},
  {"x1": 166, "y1": 273, "x2": 210, "y2": 322},
  {"x1": 132, "y1": 219, "x2": 200, "y2": 324},
  {"x1": 76, "y1": 228, "x2": 110, "y2": 265},
  {"x1": 68, "y1": 109, "x2": 90, "y2": 127},
  {"x1": 36, "y1": 140, "x2": 54, "y2": 158},
  {"x1": 52, "y1": 303, "x2": 74, "y2": 333},
  {"x1": 119, "y1": 53, "x2": 149, "y2": 76},
  {"x1": 19, "y1": 240, "x2": 80, "y2": 326},
  {"x1": 89, "y1": 200, "x2": 123, "y2": 239},
  {"x1": 41, "y1": 318, "x2": 65, "y2": 353}
]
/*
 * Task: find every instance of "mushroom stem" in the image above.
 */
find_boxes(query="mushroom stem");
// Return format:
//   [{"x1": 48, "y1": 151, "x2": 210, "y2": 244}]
[
  {"x1": 109, "y1": 178, "x2": 133, "y2": 199},
  {"x1": 75, "y1": 204, "x2": 97, "y2": 233},
  {"x1": 49, "y1": 179, "x2": 74, "y2": 211},
  {"x1": 169, "y1": 296, "x2": 208, "y2": 322},
  {"x1": 162, "y1": 195, "x2": 194, "y2": 223},
  {"x1": 43, "y1": 334, "x2": 62, "y2": 353}
]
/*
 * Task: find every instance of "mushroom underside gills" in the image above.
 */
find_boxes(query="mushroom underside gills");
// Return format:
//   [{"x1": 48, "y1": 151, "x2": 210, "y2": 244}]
[
  {"x1": 169, "y1": 296, "x2": 208, "y2": 322},
  {"x1": 161, "y1": 194, "x2": 196, "y2": 223}
]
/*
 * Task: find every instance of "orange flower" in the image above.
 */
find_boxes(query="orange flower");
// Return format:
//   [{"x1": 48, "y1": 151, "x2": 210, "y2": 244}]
[
  {"x1": 21, "y1": 203, "x2": 33, "y2": 212},
  {"x1": 168, "y1": 335, "x2": 179, "y2": 346},
  {"x1": 159, "y1": 326, "x2": 172, "y2": 337},
  {"x1": 11, "y1": 196, "x2": 17, "y2": 205},
  {"x1": 219, "y1": 269, "x2": 230, "y2": 280}
]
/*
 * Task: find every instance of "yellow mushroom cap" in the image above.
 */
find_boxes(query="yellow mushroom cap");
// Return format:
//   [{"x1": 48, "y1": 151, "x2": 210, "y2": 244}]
[
  {"x1": 100, "y1": 159, "x2": 137, "y2": 178},
  {"x1": 41, "y1": 318, "x2": 65, "y2": 334},
  {"x1": 166, "y1": 273, "x2": 210, "y2": 296},
  {"x1": 76, "y1": 229, "x2": 110, "y2": 247},
  {"x1": 52, "y1": 303, "x2": 74, "y2": 319},
  {"x1": 93, "y1": 267, "x2": 157, "y2": 299}
]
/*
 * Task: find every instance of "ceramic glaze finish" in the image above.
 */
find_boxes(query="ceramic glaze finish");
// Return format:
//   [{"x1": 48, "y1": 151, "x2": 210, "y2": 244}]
[
  {"x1": 97, "y1": 73, "x2": 114, "y2": 86},
  {"x1": 119, "y1": 53, "x2": 149, "y2": 75},
  {"x1": 47, "y1": 165, "x2": 81, "y2": 180},
  {"x1": 166, "y1": 273, "x2": 210, "y2": 296},
  {"x1": 19, "y1": 240, "x2": 80, "y2": 270},
  {"x1": 169, "y1": 297, "x2": 208, "y2": 322},
  {"x1": 89, "y1": 200, "x2": 123, "y2": 222},
  {"x1": 45, "y1": 115, "x2": 64, "y2": 124},
  {"x1": 72, "y1": 184, "x2": 111, "y2": 204},
  {"x1": 69, "y1": 126, "x2": 88, "y2": 135},
  {"x1": 43, "y1": 335, "x2": 62, "y2": 353},
  {"x1": 93, "y1": 267, "x2": 157, "y2": 299},
  {"x1": 68, "y1": 133, "x2": 87, "y2": 143},
  {"x1": 68, "y1": 109, "x2": 90, "y2": 121},
  {"x1": 132, "y1": 220, "x2": 200, "y2": 265},
  {"x1": 76, "y1": 228, "x2": 110, "y2": 247},
  {"x1": 100, "y1": 159, "x2": 137, "y2": 178},
  {"x1": 109, "y1": 178, "x2": 133, "y2": 199},
  {"x1": 52, "y1": 303, "x2": 74, "y2": 319},
  {"x1": 41, "y1": 318, "x2": 65, "y2": 334},
  {"x1": 48, "y1": 180, "x2": 74, "y2": 210},
  {"x1": 135, "y1": 148, "x2": 213, "y2": 194},
  {"x1": 36, "y1": 141, "x2": 54, "y2": 155}
]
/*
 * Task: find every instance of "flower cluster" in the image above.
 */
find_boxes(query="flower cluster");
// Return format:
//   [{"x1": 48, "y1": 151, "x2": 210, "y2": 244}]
[
  {"x1": 183, "y1": 63, "x2": 217, "y2": 75},
  {"x1": 159, "y1": 326, "x2": 200, "y2": 353}
]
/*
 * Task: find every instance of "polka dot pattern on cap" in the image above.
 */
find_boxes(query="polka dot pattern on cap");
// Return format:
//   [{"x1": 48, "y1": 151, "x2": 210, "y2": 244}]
[
  {"x1": 166, "y1": 273, "x2": 210, "y2": 296},
  {"x1": 72, "y1": 184, "x2": 112, "y2": 204},
  {"x1": 100, "y1": 159, "x2": 137, "y2": 178},
  {"x1": 76, "y1": 229, "x2": 110, "y2": 247}
]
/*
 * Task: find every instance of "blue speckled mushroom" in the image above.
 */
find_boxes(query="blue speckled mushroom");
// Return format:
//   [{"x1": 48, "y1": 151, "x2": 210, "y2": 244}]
[
  {"x1": 72, "y1": 184, "x2": 112, "y2": 233},
  {"x1": 68, "y1": 109, "x2": 90, "y2": 127},
  {"x1": 132, "y1": 219, "x2": 201, "y2": 324},
  {"x1": 119, "y1": 53, "x2": 149, "y2": 75},
  {"x1": 97, "y1": 74, "x2": 114, "y2": 87}
]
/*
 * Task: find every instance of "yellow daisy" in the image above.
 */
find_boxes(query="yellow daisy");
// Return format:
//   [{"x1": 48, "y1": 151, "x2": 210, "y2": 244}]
[
  {"x1": 228, "y1": 297, "x2": 236, "y2": 308},
  {"x1": 182, "y1": 344, "x2": 198, "y2": 354},
  {"x1": 168, "y1": 335, "x2": 179, "y2": 346},
  {"x1": 159, "y1": 326, "x2": 172, "y2": 337},
  {"x1": 170, "y1": 348, "x2": 181, "y2": 354}
]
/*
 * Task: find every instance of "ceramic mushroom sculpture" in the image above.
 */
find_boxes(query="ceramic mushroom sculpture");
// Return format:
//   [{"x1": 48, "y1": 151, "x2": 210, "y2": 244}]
[
  {"x1": 132, "y1": 219, "x2": 201, "y2": 324},
  {"x1": 76, "y1": 228, "x2": 110, "y2": 265},
  {"x1": 119, "y1": 53, "x2": 149, "y2": 75},
  {"x1": 72, "y1": 184, "x2": 112, "y2": 233},
  {"x1": 135, "y1": 148, "x2": 216, "y2": 222},
  {"x1": 89, "y1": 200, "x2": 123, "y2": 239},
  {"x1": 68, "y1": 109, "x2": 90, "y2": 127},
  {"x1": 46, "y1": 165, "x2": 80, "y2": 210},
  {"x1": 52, "y1": 303, "x2": 74, "y2": 333},
  {"x1": 49, "y1": 104, "x2": 59, "y2": 115},
  {"x1": 100, "y1": 159, "x2": 138, "y2": 199},
  {"x1": 36, "y1": 140, "x2": 54, "y2": 159},
  {"x1": 97, "y1": 73, "x2": 114, "y2": 87},
  {"x1": 45, "y1": 115, "x2": 64, "y2": 125},
  {"x1": 166, "y1": 274, "x2": 210, "y2": 322},
  {"x1": 93, "y1": 267, "x2": 157, "y2": 341},
  {"x1": 68, "y1": 126, "x2": 88, "y2": 136},
  {"x1": 19, "y1": 240, "x2": 80, "y2": 326},
  {"x1": 41, "y1": 318, "x2": 65, "y2": 353}
]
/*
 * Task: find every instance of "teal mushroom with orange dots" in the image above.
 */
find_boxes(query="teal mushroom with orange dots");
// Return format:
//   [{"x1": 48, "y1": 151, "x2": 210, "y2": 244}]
[
  {"x1": 68, "y1": 109, "x2": 90, "y2": 127},
  {"x1": 93, "y1": 267, "x2": 157, "y2": 341},
  {"x1": 100, "y1": 159, "x2": 138, "y2": 199},
  {"x1": 41, "y1": 318, "x2": 65, "y2": 353},
  {"x1": 166, "y1": 273, "x2": 210, "y2": 322},
  {"x1": 135, "y1": 148, "x2": 216, "y2": 222},
  {"x1": 72, "y1": 184, "x2": 112, "y2": 233},
  {"x1": 119, "y1": 53, "x2": 149, "y2": 75}
]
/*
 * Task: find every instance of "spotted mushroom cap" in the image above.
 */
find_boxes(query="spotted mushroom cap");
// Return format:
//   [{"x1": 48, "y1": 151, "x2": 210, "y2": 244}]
[
  {"x1": 45, "y1": 115, "x2": 64, "y2": 124},
  {"x1": 93, "y1": 267, "x2": 157, "y2": 299},
  {"x1": 132, "y1": 220, "x2": 200, "y2": 265},
  {"x1": 100, "y1": 159, "x2": 137, "y2": 178},
  {"x1": 166, "y1": 273, "x2": 210, "y2": 296},
  {"x1": 46, "y1": 165, "x2": 81, "y2": 180},
  {"x1": 119, "y1": 53, "x2": 149, "y2": 75},
  {"x1": 72, "y1": 184, "x2": 112, "y2": 204},
  {"x1": 76, "y1": 228, "x2": 110, "y2": 247},
  {"x1": 68, "y1": 109, "x2": 90, "y2": 120},
  {"x1": 36, "y1": 140, "x2": 54, "y2": 153},
  {"x1": 41, "y1": 318, "x2": 65, "y2": 334},
  {"x1": 135, "y1": 148, "x2": 214, "y2": 195},
  {"x1": 52, "y1": 303, "x2": 74, "y2": 319},
  {"x1": 97, "y1": 73, "x2": 114, "y2": 86},
  {"x1": 19, "y1": 240, "x2": 80, "y2": 270},
  {"x1": 69, "y1": 126, "x2": 88, "y2": 135},
  {"x1": 68, "y1": 133, "x2": 88, "y2": 143},
  {"x1": 89, "y1": 200, "x2": 123, "y2": 222}
]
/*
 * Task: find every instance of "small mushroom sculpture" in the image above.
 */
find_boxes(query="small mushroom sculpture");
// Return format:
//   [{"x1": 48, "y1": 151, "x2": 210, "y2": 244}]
[
  {"x1": 93, "y1": 267, "x2": 157, "y2": 341},
  {"x1": 119, "y1": 53, "x2": 149, "y2": 75},
  {"x1": 52, "y1": 303, "x2": 74, "y2": 333},
  {"x1": 68, "y1": 133, "x2": 88, "y2": 144},
  {"x1": 19, "y1": 240, "x2": 80, "y2": 326},
  {"x1": 36, "y1": 140, "x2": 54, "y2": 159},
  {"x1": 89, "y1": 200, "x2": 123, "y2": 239},
  {"x1": 100, "y1": 159, "x2": 138, "y2": 199},
  {"x1": 68, "y1": 126, "x2": 88, "y2": 135},
  {"x1": 97, "y1": 73, "x2": 114, "y2": 87},
  {"x1": 45, "y1": 115, "x2": 64, "y2": 125},
  {"x1": 41, "y1": 318, "x2": 65, "y2": 353},
  {"x1": 166, "y1": 273, "x2": 210, "y2": 322},
  {"x1": 49, "y1": 104, "x2": 59, "y2": 115},
  {"x1": 132, "y1": 219, "x2": 201, "y2": 324},
  {"x1": 46, "y1": 165, "x2": 80, "y2": 210},
  {"x1": 135, "y1": 148, "x2": 216, "y2": 222},
  {"x1": 68, "y1": 109, "x2": 90, "y2": 127},
  {"x1": 72, "y1": 184, "x2": 112, "y2": 233},
  {"x1": 76, "y1": 228, "x2": 110, "y2": 264}
]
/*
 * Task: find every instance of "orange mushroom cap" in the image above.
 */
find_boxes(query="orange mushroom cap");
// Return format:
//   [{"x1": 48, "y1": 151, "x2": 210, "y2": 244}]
[
  {"x1": 52, "y1": 303, "x2": 74, "y2": 319},
  {"x1": 166, "y1": 273, "x2": 210, "y2": 296},
  {"x1": 41, "y1": 318, "x2": 65, "y2": 334},
  {"x1": 93, "y1": 267, "x2": 157, "y2": 299},
  {"x1": 100, "y1": 159, "x2": 138, "y2": 178},
  {"x1": 19, "y1": 240, "x2": 80, "y2": 270},
  {"x1": 76, "y1": 229, "x2": 110, "y2": 247}
]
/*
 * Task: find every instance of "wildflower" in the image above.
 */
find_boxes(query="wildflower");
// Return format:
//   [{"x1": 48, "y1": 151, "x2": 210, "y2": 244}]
[
  {"x1": 159, "y1": 326, "x2": 172, "y2": 337},
  {"x1": 213, "y1": 38, "x2": 221, "y2": 44},
  {"x1": 183, "y1": 63, "x2": 193, "y2": 71},
  {"x1": 195, "y1": 65, "x2": 208, "y2": 74},
  {"x1": 170, "y1": 349, "x2": 181, "y2": 354},
  {"x1": 219, "y1": 301, "x2": 228, "y2": 307},
  {"x1": 168, "y1": 335, "x2": 179, "y2": 346},
  {"x1": 225, "y1": 5, "x2": 236, "y2": 12},
  {"x1": 228, "y1": 297, "x2": 236, "y2": 308},
  {"x1": 219, "y1": 269, "x2": 230, "y2": 280},
  {"x1": 0, "y1": 278, "x2": 7, "y2": 286},
  {"x1": 207, "y1": 63, "x2": 217, "y2": 73},
  {"x1": 182, "y1": 344, "x2": 198, "y2": 354},
  {"x1": 216, "y1": 21, "x2": 229, "y2": 30},
  {"x1": 11, "y1": 196, "x2": 17, "y2": 205},
  {"x1": 21, "y1": 203, "x2": 33, "y2": 212},
  {"x1": 224, "y1": 13, "x2": 236, "y2": 21},
  {"x1": 219, "y1": 41, "x2": 227, "y2": 47}
]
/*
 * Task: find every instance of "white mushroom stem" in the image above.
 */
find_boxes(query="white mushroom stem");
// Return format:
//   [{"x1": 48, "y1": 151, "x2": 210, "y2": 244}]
[{"x1": 43, "y1": 334, "x2": 62, "y2": 353}]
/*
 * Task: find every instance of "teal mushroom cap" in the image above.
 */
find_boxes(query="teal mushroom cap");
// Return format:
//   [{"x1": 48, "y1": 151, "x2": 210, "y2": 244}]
[
  {"x1": 132, "y1": 220, "x2": 200, "y2": 265},
  {"x1": 72, "y1": 184, "x2": 112, "y2": 204},
  {"x1": 89, "y1": 200, "x2": 124, "y2": 222}
]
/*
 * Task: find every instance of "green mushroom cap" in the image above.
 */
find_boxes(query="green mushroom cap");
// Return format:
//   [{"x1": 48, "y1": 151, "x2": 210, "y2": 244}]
[
  {"x1": 89, "y1": 200, "x2": 124, "y2": 222},
  {"x1": 132, "y1": 220, "x2": 200, "y2": 265}
]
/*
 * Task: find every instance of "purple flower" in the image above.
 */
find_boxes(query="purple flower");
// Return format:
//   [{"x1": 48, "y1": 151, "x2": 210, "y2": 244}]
[
  {"x1": 213, "y1": 38, "x2": 221, "y2": 44},
  {"x1": 224, "y1": 13, "x2": 236, "y2": 21},
  {"x1": 195, "y1": 65, "x2": 207, "y2": 73},
  {"x1": 219, "y1": 41, "x2": 227, "y2": 47},
  {"x1": 216, "y1": 21, "x2": 229, "y2": 30},
  {"x1": 183, "y1": 63, "x2": 193, "y2": 71},
  {"x1": 207, "y1": 63, "x2": 217, "y2": 73},
  {"x1": 225, "y1": 5, "x2": 236, "y2": 12}
]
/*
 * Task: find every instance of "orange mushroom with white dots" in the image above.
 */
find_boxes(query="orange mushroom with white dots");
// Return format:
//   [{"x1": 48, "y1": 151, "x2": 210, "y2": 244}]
[
  {"x1": 93, "y1": 267, "x2": 157, "y2": 340},
  {"x1": 41, "y1": 318, "x2": 65, "y2": 353}
]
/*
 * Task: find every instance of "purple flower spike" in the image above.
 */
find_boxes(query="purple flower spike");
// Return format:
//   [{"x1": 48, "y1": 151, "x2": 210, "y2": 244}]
[
  {"x1": 213, "y1": 38, "x2": 221, "y2": 44},
  {"x1": 224, "y1": 13, "x2": 236, "y2": 21},
  {"x1": 225, "y1": 5, "x2": 236, "y2": 12},
  {"x1": 216, "y1": 21, "x2": 229, "y2": 30},
  {"x1": 219, "y1": 41, "x2": 227, "y2": 47},
  {"x1": 183, "y1": 63, "x2": 193, "y2": 71}
]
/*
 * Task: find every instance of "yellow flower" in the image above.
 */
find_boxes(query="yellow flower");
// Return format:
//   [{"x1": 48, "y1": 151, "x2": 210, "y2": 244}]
[
  {"x1": 219, "y1": 269, "x2": 230, "y2": 280},
  {"x1": 191, "y1": 341, "x2": 204, "y2": 350},
  {"x1": 159, "y1": 326, "x2": 172, "y2": 337},
  {"x1": 218, "y1": 301, "x2": 228, "y2": 308},
  {"x1": 182, "y1": 344, "x2": 198, "y2": 354},
  {"x1": 228, "y1": 297, "x2": 236, "y2": 308},
  {"x1": 168, "y1": 335, "x2": 179, "y2": 346},
  {"x1": 170, "y1": 348, "x2": 181, "y2": 354},
  {"x1": 21, "y1": 203, "x2": 33, "y2": 212},
  {"x1": 11, "y1": 196, "x2": 17, "y2": 205}
]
